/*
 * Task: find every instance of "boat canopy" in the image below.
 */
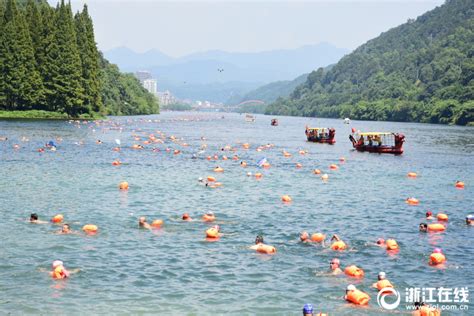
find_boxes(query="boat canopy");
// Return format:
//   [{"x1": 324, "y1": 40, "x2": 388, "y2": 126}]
[
  {"x1": 359, "y1": 132, "x2": 394, "y2": 136},
  {"x1": 306, "y1": 127, "x2": 328, "y2": 131}
]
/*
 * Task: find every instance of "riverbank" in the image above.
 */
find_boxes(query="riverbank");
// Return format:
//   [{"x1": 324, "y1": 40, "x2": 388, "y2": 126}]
[{"x1": 0, "y1": 110, "x2": 103, "y2": 120}]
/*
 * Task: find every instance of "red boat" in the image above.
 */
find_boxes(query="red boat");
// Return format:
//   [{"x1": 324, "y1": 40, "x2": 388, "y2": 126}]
[
  {"x1": 305, "y1": 127, "x2": 336, "y2": 144},
  {"x1": 349, "y1": 132, "x2": 405, "y2": 155}
]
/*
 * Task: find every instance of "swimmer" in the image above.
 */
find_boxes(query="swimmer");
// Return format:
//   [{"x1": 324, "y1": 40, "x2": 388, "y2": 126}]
[
  {"x1": 182, "y1": 213, "x2": 193, "y2": 221},
  {"x1": 202, "y1": 211, "x2": 216, "y2": 222},
  {"x1": 466, "y1": 215, "x2": 474, "y2": 226},
  {"x1": 50, "y1": 260, "x2": 70, "y2": 279},
  {"x1": 29, "y1": 213, "x2": 48, "y2": 224},
  {"x1": 249, "y1": 235, "x2": 264, "y2": 249},
  {"x1": 302, "y1": 303, "x2": 313, "y2": 316},
  {"x1": 139, "y1": 217, "x2": 151, "y2": 230},
  {"x1": 375, "y1": 238, "x2": 385, "y2": 247},
  {"x1": 300, "y1": 231, "x2": 310, "y2": 242},
  {"x1": 249, "y1": 235, "x2": 277, "y2": 254},
  {"x1": 344, "y1": 284, "x2": 356, "y2": 301},
  {"x1": 329, "y1": 258, "x2": 343, "y2": 275},
  {"x1": 425, "y1": 211, "x2": 434, "y2": 220},
  {"x1": 57, "y1": 224, "x2": 72, "y2": 234},
  {"x1": 419, "y1": 223, "x2": 428, "y2": 232},
  {"x1": 372, "y1": 271, "x2": 393, "y2": 289}
]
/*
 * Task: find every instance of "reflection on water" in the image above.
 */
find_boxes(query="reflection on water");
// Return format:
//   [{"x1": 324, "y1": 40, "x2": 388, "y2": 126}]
[{"x1": 0, "y1": 112, "x2": 473, "y2": 315}]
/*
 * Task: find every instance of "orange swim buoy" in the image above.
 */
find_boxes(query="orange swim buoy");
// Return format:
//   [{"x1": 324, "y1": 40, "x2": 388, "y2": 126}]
[
  {"x1": 51, "y1": 214, "x2": 64, "y2": 223},
  {"x1": 242, "y1": 143, "x2": 250, "y2": 149},
  {"x1": 206, "y1": 156, "x2": 212, "y2": 161},
  {"x1": 281, "y1": 195, "x2": 292, "y2": 203},
  {"x1": 386, "y1": 239, "x2": 399, "y2": 251},
  {"x1": 339, "y1": 157, "x2": 346, "y2": 162},
  {"x1": 283, "y1": 151, "x2": 292, "y2": 157},
  {"x1": 296, "y1": 163, "x2": 303, "y2": 168},
  {"x1": 311, "y1": 233, "x2": 325, "y2": 243},
  {"x1": 407, "y1": 172, "x2": 417, "y2": 178},
  {"x1": 119, "y1": 181, "x2": 129, "y2": 190},
  {"x1": 207, "y1": 176, "x2": 216, "y2": 182},
  {"x1": 214, "y1": 167, "x2": 224, "y2": 172},
  {"x1": 112, "y1": 160, "x2": 121, "y2": 166},
  {"x1": 346, "y1": 289, "x2": 370, "y2": 305},
  {"x1": 429, "y1": 253, "x2": 446, "y2": 265},
  {"x1": 406, "y1": 198, "x2": 419, "y2": 205},
  {"x1": 151, "y1": 219, "x2": 164, "y2": 228},
  {"x1": 262, "y1": 162, "x2": 271, "y2": 168},
  {"x1": 82, "y1": 224, "x2": 98, "y2": 234},
  {"x1": 255, "y1": 173, "x2": 263, "y2": 179},
  {"x1": 256, "y1": 244, "x2": 276, "y2": 254},
  {"x1": 202, "y1": 214, "x2": 216, "y2": 222},
  {"x1": 437, "y1": 213, "x2": 448, "y2": 221},
  {"x1": 313, "y1": 169, "x2": 321, "y2": 175},
  {"x1": 344, "y1": 265, "x2": 364, "y2": 278},
  {"x1": 331, "y1": 240, "x2": 347, "y2": 251},
  {"x1": 113, "y1": 147, "x2": 120, "y2": 152},
  {"x1": 428, "y1": 223, "x2": 446, "y2": 232},
  {"x1": 376, "y1": 279, "x2": 394, "y2": 292},
  {"x1": 329, "y1": 164, "x2": 338, "y2": 170},
  {"x1": 205, "y1": 227, "x2": 219, "y2": 239},
  {"x1": 52, "y1": 265, "x2": 68, "y2": 279},
  {"x1": 455, "y1": 181, "x2": 465, "y2": 189}
]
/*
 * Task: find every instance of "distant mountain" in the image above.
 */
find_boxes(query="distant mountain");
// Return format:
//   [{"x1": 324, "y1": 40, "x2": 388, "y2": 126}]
[
  {"x1": 104, "y1": 43, "x2": 349, "y2": 102},
  {"x1": 227, "y1": 73, "x2": 309, "y2": 106},
  {"x1": 266, "y1": 0, "x2": 474, "y2": 125}
]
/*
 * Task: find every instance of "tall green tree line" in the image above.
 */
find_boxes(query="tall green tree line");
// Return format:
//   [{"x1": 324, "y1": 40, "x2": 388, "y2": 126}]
[
  {"x1": 266, "y1": 0, "x2": 473, "y2": 125},
  {"x1": 0, "y1": 0, "x2": 158, "y2": 117}
]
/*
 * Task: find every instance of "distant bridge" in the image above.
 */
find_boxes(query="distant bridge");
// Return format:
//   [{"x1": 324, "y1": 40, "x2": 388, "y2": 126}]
[{"x1": 235, "y1": 100, "x2": 266, "y2": 107}]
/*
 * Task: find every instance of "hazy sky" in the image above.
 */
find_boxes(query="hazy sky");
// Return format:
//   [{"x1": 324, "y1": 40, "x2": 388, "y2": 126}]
[{"x1": 57, "y1": 0, "x2": 444, "y2": 57}]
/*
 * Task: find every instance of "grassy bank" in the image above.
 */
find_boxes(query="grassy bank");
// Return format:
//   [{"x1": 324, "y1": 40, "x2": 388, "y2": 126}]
[{"x1": 0, "y1": 110, "x2": 103, "y2": 120}]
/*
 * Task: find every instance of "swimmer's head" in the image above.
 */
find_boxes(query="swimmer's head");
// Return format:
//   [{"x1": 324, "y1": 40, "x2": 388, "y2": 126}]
[
  {"x1": 62, "y1": 224, "x2": 70, "y2": 233},
  {"x1": 330, "y1": 258, "x2": 340, "y2": 269},
  {"x1": 198, "y1": 177, "x2": 204, "y2": 182},
  {"x1": 426, "y1": 211, "x2": 433, "y2": 217},
  {"x1": 419, "y1": 223, "x2": 428, "y2": 232},
  {"x1": 300, "y1": 231, "x2": 309, "y2": 241},
  {"x1": 255, "y1": 235, "x2": 264, "y2": 244},
  {"x1": 213, "y1": 225, "x2": 220, "y2": 231},
  {"x1": 433, "y1": 248, "x2": 442, "y2": 254},
  {"x1": 182, "y1": 213, "x2": 190, "y2": 220},
  {"x1": 139, "y1": 217, "x2": 147, "y2": 223},
  {"x1": 30, "y1": 213, "x2": 38, "y2": 221},
  {"x1": 346, "y1": 284, "x2": 356, "y2": 292},
  {"x1": 206, "y1": 211, "x2": 214, "y2": 216},
  {"x1": 302, "y1": 303, "x2": 313, "y2": 315},
  {"x1": 376, "y1": 238, "x2": 385, "y2": 245},
  {"x1": 378, "y1": 272, "x2": 386, "y2": 280},
  {"x1": 466, "y1": 215, "x2": 474, "y2": 224},
  {"x1": 52, "y1": 260, "x2": 63, "y2": 268}
]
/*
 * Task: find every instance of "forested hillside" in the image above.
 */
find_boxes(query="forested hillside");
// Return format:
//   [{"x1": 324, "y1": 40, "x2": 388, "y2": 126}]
[
  {"x1": 0, "y1": 0, "x2": 158, "y2": 118},
  {"x1": 266, "y1": 0, "x2": 473, "y2": 125}
]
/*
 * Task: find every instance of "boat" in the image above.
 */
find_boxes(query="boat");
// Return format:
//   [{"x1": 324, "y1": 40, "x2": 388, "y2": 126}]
[
  {"x1": 349, "y1": 132, "x2": 405, "y2": 155},
  {"x1": 344, "y1": 118, "x2": 350, "y2": 124},
  {"x1": 245, "y1": 113, "x2": 256, "y2": 122},
  {"x1": 271, "y1": 118, "x2": 278, "y2": 126},
  {"x1": 305, "y1": 127, "x2": 336, "y2": 144}
]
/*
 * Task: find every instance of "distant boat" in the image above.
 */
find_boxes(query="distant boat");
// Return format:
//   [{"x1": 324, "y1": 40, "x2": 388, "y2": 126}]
[
  {"x1": 349, "y1": 132, "x2": 405, "y2": 155},
  {"x1": 305, "y1": 127, "x2": 336, "y2": 144},
  {"x1": 271, "y1": 118, "x2": 278, "y2": 126},
  {"x1": 344, "y1": 118, "x2": 350, "y2": 124},
  {"x1": 245, "y1": 114, "x2": 256, "y2": 122}
]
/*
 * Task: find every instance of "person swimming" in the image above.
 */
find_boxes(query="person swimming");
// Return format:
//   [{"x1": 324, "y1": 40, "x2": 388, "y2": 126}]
[
  {"x1": 29, "y1": 213, "x2": 48, "y2": 224},
  {"x1": 466, "y1": 215, "x2": 474, "y2": 226},
  {"x1": 249, "y1": 235, "x2": 276, "y2": 254},
  {"x1": 50, "y1": 260, "x2": 70, "y2": 279},
  {"x1": 426, "y1": 211, "x2": 434, "y2": 220},
  {"x1": 139, "y1": 217, "x2": 151, "y2": 230},
  {"x1": 329, "y1": 258, "x2": 343, "y2": 275},
  {"x1": 58, "y1": 224, "x2": 72, "y2": 234},
  {"x1": 419, "y1": 223, "x2": 428, "y2": 232}
]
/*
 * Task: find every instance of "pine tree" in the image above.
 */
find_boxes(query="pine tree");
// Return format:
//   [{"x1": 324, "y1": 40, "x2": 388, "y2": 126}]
[
  {"x1": 1, "y1": 0, "x2": 43, "y2": 110},
  {"x1": 51, "y1": 0, "x2": 85, "y2": 116},
  {"x1": 0, "y1": 1, "x2": 6, "y2": 106},
  {"x1": 75, "y1": 4, "x2": 102, "y2": 114}
]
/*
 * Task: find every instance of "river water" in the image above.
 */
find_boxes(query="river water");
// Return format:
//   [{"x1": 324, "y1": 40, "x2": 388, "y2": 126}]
[{"x1": 0, "y1": 112, "x2": 473, "y2": 315}]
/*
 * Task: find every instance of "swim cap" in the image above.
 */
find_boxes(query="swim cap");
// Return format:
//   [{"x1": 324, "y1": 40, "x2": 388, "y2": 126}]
[
  {"x1": 434, "y1": 248, "x2": 442, "y2": 253},
  {"x1": 213, "y1": 225, "x2": 220, "y2": 231},
  {"x1": 52, "y1": 260, "x2": 63, "y2": 268},
  {"x1": 467, "y1": 215, "x2": 474, "y2": 220},
  {"x1": 378, "y1": 272, "x2": 386, "y2": 278},
  {"x1": 206, "y1": 211, "x2": 214, "y2": 216},
  {"x1": 426, "y1": 211, "x2": 432, "y2": 216},
  {"x1": 303, "y1": 303, "x2": 313, "y2": 313},
  {"x1": 347, "y1": 284, "x2": 356, "y2": 291},
  {"x1": 376, "y1": 238, "x2": 385, "y2": 244},
  {"x1": 330, "y1": 258, "x2": 340, "y2": 265}
]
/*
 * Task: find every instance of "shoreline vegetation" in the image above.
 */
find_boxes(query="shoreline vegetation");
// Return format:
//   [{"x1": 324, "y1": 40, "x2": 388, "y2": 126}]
[
  {"x1": 0, "y1": 0, "x2": 158, "y2": 119},
  {"x1": 0, "y1": 110, "x2": 102, "y2": 120}
]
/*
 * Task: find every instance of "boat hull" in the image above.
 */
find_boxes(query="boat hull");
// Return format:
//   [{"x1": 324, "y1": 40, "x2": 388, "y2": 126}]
[
  {"x1": 307, "y1": 136, "x2": 336, "y2": 144},
  {"x1": 353, "y1": 145, "x2": 403, "y2": 155}
]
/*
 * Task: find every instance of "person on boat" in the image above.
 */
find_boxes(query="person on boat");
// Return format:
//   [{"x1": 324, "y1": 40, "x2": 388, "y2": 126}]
[
  {"x1": 30, "y1": 213, "x2": 48, "y2": 224},
  {"x1": 139, "y1": 217, "x2": 151, "y2": 230},
  {"x1": 329, "y1": 258, "x2": 343, "y2": 275},
  {"x1": 357, "y1": 135, "x2": 364, "y2": 146},
  {"x1": 368, "y1": 136, "x2": 373, "y2": 146},
  {"x1": 419, "y1": 223, "x2": 428, "y2": 232},
  {"x1": 466, "y1": 215, "x2": 474, "y2": 226}
]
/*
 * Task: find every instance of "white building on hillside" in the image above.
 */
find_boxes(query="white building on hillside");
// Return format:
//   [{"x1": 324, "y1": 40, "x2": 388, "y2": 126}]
[
  {"x1": 157, "y1": 90, "x2": 175, "y2": 106},
  {"x1": 143, "y1": 79, "x2": 157, "y2": 94}
]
